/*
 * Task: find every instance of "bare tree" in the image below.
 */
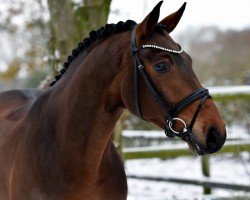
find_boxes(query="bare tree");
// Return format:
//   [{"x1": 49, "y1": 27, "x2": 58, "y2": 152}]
[{"x1": 47, "y1": 0, "x2": 112, "y2": 73}]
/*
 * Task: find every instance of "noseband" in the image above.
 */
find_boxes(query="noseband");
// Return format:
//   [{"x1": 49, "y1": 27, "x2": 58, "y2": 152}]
[{"x1": 131, "y1": 26, "x2": 211, "y2": 140}]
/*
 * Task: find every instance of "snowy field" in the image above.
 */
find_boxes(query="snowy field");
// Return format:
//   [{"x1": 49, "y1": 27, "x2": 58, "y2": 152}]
[{"x1": 124, "y1": 127, "x2": 250, "y2": 200}]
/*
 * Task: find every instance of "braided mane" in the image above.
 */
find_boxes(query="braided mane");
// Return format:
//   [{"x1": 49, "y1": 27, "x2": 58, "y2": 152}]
[{"x1": 49, "y1": 20, "x2": 137, "y2": 87}]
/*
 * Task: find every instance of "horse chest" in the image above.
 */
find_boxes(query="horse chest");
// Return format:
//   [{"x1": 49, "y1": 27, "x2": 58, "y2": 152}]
[
  {"x1": 64, "y1": 166, "x2": 127, "y2": 199},
  {"x1": 64, "y1": 148, "x2": 128, "y2": 200},
  {"x1": 92, "y1": 151, "x2": 128, "y2": 200}
]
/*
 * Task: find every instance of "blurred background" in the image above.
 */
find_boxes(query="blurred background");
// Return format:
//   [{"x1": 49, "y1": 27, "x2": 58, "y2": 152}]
[{"x1": 0, "y1": 0, "x2": 249, "y2": 199}]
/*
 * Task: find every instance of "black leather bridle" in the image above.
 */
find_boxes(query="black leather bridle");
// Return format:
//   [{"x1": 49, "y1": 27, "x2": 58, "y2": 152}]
[{"x1": 131, "y1": 26, "x2": 211, "y2": 141}]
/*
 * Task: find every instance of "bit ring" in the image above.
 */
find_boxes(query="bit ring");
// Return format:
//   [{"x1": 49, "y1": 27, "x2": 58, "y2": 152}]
[{"x1": 168, "y1": 118, "x2": 187, "y2": 135}]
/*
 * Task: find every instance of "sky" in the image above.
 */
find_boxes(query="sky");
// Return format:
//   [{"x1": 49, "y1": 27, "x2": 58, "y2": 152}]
[{"x1": 108, "y1": 0, "x2": 250, "y2": 36}]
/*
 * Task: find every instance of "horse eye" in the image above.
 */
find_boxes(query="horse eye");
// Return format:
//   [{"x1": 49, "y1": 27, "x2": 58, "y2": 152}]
[{"x1": 153, "y1": 62, "x2": 170, "y2": 73}]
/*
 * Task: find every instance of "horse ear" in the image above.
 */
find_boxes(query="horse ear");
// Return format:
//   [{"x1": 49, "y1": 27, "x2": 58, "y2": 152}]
[
  {"x1": 159, "y1": 2, "x2": 186, "y2": 33},
  {"x1": 136, "y1": 1, "x2": 163, "y2": 41}
]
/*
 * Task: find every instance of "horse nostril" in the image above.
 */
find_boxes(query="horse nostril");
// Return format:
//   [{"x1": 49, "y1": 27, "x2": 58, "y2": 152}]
[{"x1": 206, "y1": 127, "x2": 221, "y2": 153}]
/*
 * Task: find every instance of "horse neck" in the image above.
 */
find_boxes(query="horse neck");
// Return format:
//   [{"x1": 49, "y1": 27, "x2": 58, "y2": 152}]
[{"x1": 47, "y1": 32, "x2": 130, "y2": 173}]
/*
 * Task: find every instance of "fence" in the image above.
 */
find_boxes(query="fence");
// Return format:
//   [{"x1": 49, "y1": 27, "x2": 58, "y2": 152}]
[{"x1": 122, "y1": 85, "x2": 250, "y2": 194}]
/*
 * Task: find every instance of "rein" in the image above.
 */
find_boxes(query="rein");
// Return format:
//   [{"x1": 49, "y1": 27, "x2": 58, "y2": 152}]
[{"x1": 131, "y1": 26, "x2": 211, "y2": 141}]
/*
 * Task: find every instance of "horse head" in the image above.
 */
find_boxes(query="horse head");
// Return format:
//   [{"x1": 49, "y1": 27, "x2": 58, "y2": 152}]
[{"x1": 121, "y1": 1, "x2": 226, "y2": 155}]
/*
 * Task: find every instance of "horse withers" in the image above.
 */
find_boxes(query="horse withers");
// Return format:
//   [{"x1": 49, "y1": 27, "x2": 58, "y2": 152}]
[{"x1": 0, "y1": 1, "x2": 226, "y2": 200}]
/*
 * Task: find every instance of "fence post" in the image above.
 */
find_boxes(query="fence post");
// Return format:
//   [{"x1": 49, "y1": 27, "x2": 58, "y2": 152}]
[{"x1": 202, "y1": 155, "x2": 211, "y2": 194}]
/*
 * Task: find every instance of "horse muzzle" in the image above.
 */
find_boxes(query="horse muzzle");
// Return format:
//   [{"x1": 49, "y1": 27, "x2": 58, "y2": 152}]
[{"x1": 188, "y1": 125, "x2": 227, "y2": 155}]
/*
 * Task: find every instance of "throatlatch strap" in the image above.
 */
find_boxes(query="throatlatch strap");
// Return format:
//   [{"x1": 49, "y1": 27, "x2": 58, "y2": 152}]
[
  {"x1": 131, "y1": 28, "x2": 143, "y2": 119},
  {"x1": 133, "y1": 57, "x2": 142, "y2": 118}
]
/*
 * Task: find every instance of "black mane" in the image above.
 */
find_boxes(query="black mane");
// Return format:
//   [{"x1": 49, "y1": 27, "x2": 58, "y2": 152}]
[{"x1": 49, "y1": 20, "x2": 137, "y2": 86}]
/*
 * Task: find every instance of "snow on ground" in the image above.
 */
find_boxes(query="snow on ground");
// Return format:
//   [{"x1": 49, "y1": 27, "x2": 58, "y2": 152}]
[{"x1": 126, "y1": 154, "x2": 250, "y2": 200}]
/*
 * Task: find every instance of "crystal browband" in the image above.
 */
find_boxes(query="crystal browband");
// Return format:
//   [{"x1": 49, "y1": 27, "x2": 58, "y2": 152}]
[{"x1": 142, "y1": 44, "x2": 183, "y2": 54}]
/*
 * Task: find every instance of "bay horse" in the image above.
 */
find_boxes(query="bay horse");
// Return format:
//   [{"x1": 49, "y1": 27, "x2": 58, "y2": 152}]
[{"x1": 0, "y1": 2, "x2": 226, "y2": 199}]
